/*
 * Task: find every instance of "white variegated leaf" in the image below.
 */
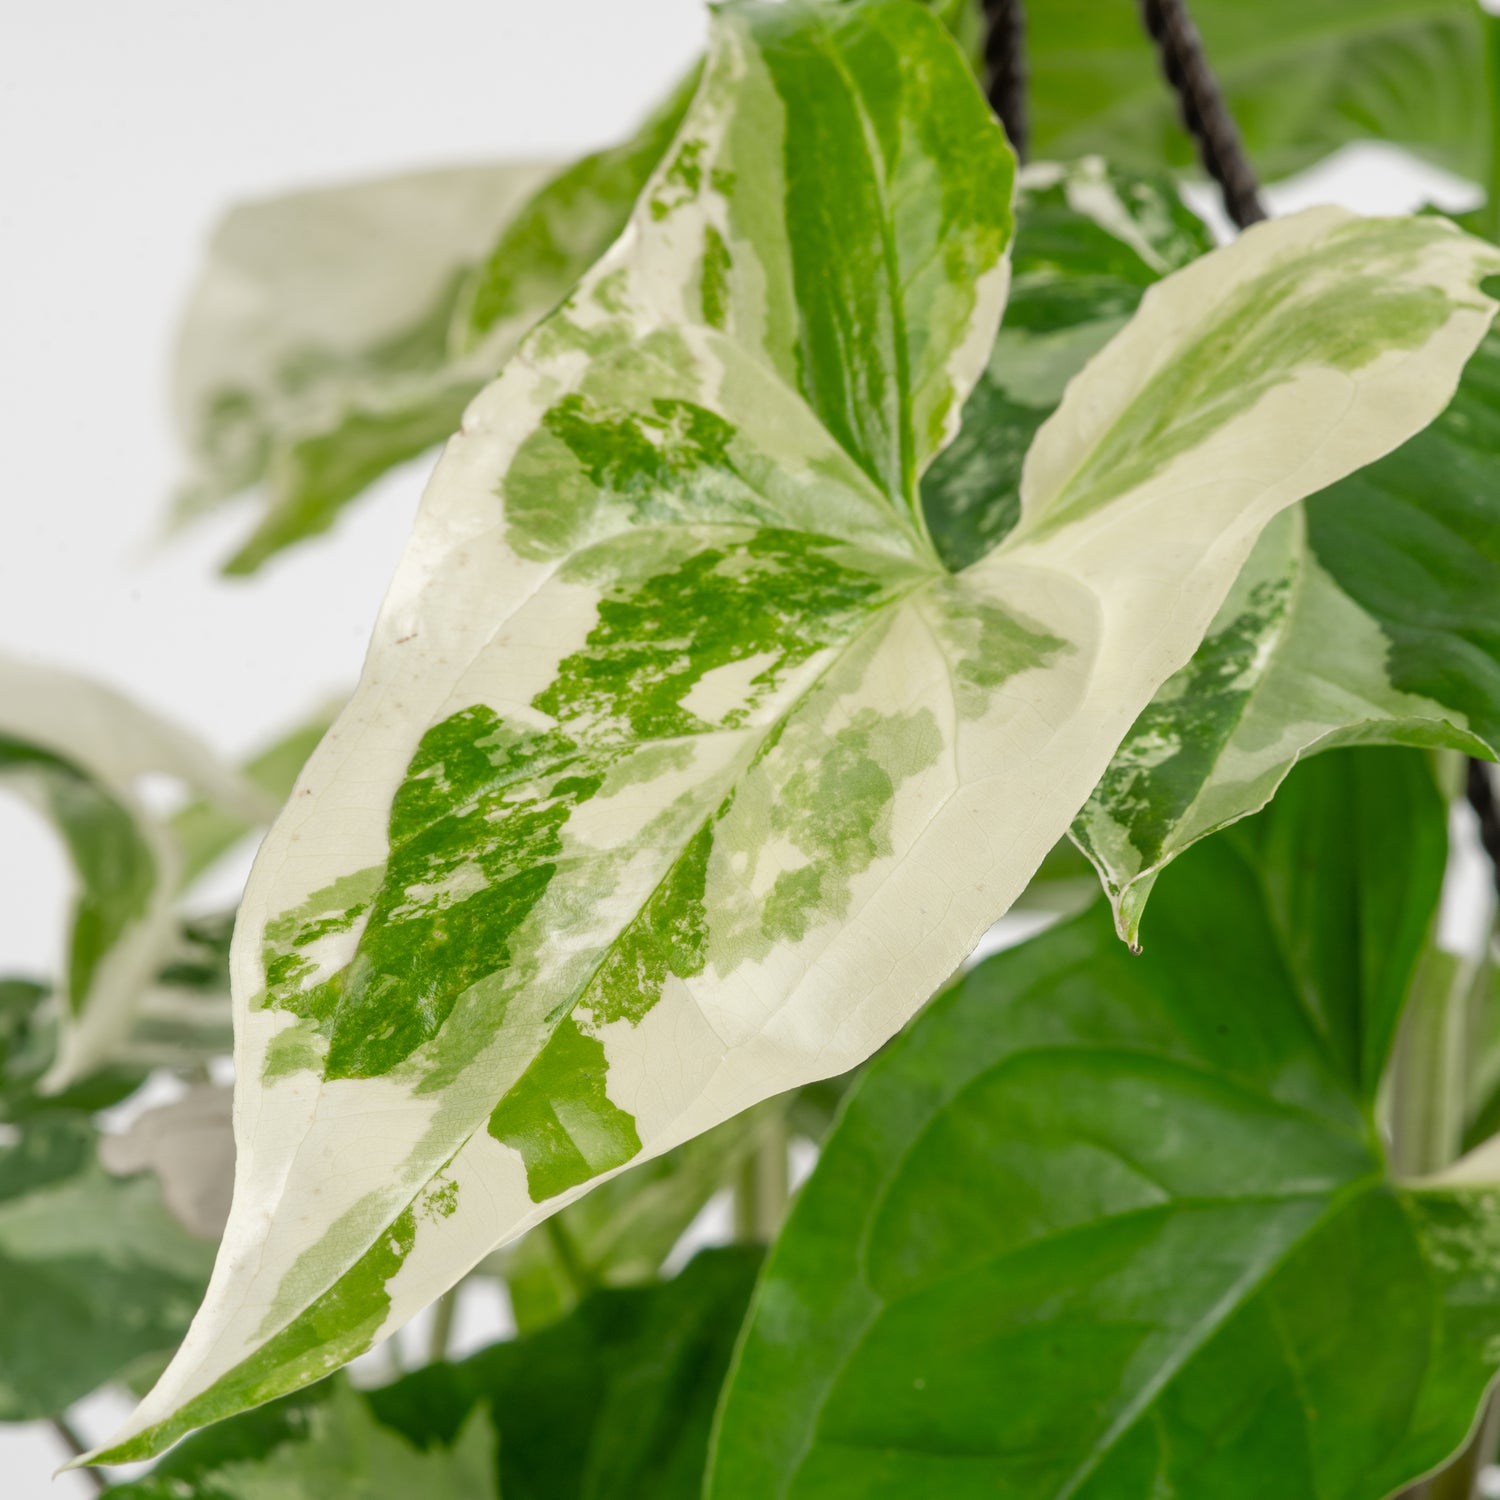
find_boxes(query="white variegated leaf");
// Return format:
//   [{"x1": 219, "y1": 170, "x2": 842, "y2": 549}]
[
  {"x1": 88, "y1": 0, "x2": 1500, "y2": 1463},
  {"x1": 173, "y1": 161, "x2": 556, "y2": 572},
  {"x1": 1073, "y1": 317, "x2": 1500, "y2": 945},
  {"x1": 0, "y1": 656, "x2": 266, "y2": 1090}
]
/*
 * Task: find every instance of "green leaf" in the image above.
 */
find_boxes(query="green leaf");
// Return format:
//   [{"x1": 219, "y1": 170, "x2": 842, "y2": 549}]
[
  {"x1": 1074, "y1": 304, "x2": 1500, "y2": 944},
  {"x1": 107, "y1": 1247, "x2": 759, "y2": 1500},
  {"x1": 0, "y1": 656, "x2": 265, "y2": 1089},
  {"x1": 1226, "y1": 749, "x2": 1448, "y2": 1101},
  {"x1": 0, "y1": 1115, "x2": 214, "y2": 1420},
  {"x1": 1028, "y1": 1, "x2": 1486, "y2": 184},
  {"x1": 372, "y1": 1246, "x2": 759, "y2": 1500},
  {"x1": 707, "y1": 751, "x2": 1498, "y2": 1500},
  {"x1": 493, "y1": 1100, "x2": 780, "y2": 1334},
  {"x1": 91, "y1": 0, "x2": 1500, "y2": 1461},
  {"x1": 922, "y1": 157, "x2": 1215, "y2": 572},
  {"x1": 1462, "y1": 952, "x2": 1500, "y2": 1152},
  {"x1": 0, "y1": 976, "x2": 146, "y2": 1122}
]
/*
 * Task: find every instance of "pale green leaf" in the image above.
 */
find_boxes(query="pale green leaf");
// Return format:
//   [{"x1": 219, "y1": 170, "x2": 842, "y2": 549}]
[
  {"x1": 0, "y1": 1114, "x2": 214, "y2": 1420},
  {"x1": 0, "y1": 656, "x2": 266, "y2": 1089},
  {"x1": 1028, "y1": 0, "x2": 1485, "y2": 184},
  {"x1": 173, "y1": 161, "x2": 555, "y2": 572},
  {"x1": 89, "y1": 0, "x2": 1500, "y2": 1463},
  {"x1": 100, "y1": 1083, "x2": 236, "y2": 1242},
  {"x1": 708, "y1": 753, "x2": 1498, "y2": 1500}
]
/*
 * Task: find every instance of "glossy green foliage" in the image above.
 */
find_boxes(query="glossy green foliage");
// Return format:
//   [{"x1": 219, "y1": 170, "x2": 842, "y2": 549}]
[
  {"x1": 1027, "y1": 0, "x2": 1486, "y2": 184},
  {"x1": 709, "y1": 749, "x2": 1497, "y2": 1500},
  {"x1": 107, "y1": 1247, "x2": 759, "y2": 1500},
  {"x1": 921, "y1": 157, "x2": 1216, "y2": 571},
  {"x1": 0, "y1": 1115, "x2": 213, "y2": 1420}
]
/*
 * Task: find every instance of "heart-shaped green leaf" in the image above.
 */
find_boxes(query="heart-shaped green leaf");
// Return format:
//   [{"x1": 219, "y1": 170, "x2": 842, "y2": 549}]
[{"x1": 708, "y1": 749, "x2": 1496, "y2": 1500}]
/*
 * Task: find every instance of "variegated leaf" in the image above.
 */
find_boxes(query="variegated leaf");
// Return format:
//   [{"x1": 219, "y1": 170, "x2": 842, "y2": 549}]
[
  {"x1": 922, "y1": 156, "x2": 1215, "y2": 572},
  {"x1": 89, "y1": 0, "x2": 1500, "y2": 1463},
  {"x1": 173, "y1": 161, "x2": 555, "y2": 573},
  {"x1": 0, "y1": 1115, "x2": 215, "y2": 1420},
  {"x1": 0, "y1": 656, "x2": 266, "y2": 1090},
  {"x1": 707, "y1": 751, "x2": 1494, "y2": 1500},
  {"x1": 1074, "y1": 314, "x2": 1500, "y2": 945}
]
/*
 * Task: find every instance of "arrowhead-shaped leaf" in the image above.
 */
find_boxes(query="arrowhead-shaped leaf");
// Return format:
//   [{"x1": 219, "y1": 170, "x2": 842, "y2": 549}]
[
  {"x1": 707, "y1": 749, "x2": 1498, "y2": 1500},
  {"x1": 91, "y1": 0, "x2": 1500, "y2": 1462},
  {"x1": 918, "y1": 166, "x2": 1500, "y2": 947}
]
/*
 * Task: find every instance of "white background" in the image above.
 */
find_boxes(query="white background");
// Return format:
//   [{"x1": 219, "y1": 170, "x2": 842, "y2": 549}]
[{"x1": 0, "y1": 1, "x2": 1487, "y2": 1493}]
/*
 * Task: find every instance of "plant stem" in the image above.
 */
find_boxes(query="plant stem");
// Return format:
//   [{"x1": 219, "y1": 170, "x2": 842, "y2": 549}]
[
  {"x1": 49, "y1": 1416, "x2": 105, "y2": 1495},
  {"x1": 544, "y1": 1214, "x2": 594, "y2": 1302},
  {"x1": 427, "y1": 1285, "x2": 459, "y2": 1365},
  {"x1": 981, "y1": 0, "x2": 1029, "y2": 162},
  {"x1": 1390, "y1": 946, "x2": 1470, "y2": 1178},
  {"x1": 1484, "y1": 9, "x2": 1500, "y2": 245},
  {"x1": 1138, "y1": 0, "x2": 1266, "y2": 229},
  {"x1": 733, "y1": 1112, "x2": 790, "y2": 1242},
  {"x1": 1469, "y1": 759, "x2": 1500, "y2": 906}
]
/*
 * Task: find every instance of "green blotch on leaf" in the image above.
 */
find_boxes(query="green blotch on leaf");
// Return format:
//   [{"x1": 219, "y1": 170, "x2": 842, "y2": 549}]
[
  {"x1": 538, "y1": 529, "x2": 890, "y2": 739},
  {"x1": 278, "y1": 710, "x2": 598, "y2": 1080},
  {"x1": 701, "y1": 224, "x2": 733, "y2": 330},
  {"x1": 1080, "y1": 570, "x2": 1292, "y2": 873},
  {"x1": 488, "y1": 1017, "x2": 642, "y2": 1202},
  {"x1": 760, "y1": 707, "x2": 942, "y2": 945},
  {"x1": 585, "y1": 821, "x2": 714, "y2": 1027}
]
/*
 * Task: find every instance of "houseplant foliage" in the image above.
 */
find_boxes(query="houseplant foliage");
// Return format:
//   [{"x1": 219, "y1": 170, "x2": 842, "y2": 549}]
[{"x1": 3, "y1": 0, "x2": 1500, "y2": 1495}]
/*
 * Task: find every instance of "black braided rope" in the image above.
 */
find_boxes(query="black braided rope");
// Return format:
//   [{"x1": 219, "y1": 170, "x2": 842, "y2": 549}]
[
  {"x1": 1469, "y1": 758, "x2": 1500, "y2": 905},
  {"x1": 981, "y1": 0, "x2": 1028, "y2": 163},
  {"x1": 1139, "y1": 0, "x2": 1266, "y2": 230}
]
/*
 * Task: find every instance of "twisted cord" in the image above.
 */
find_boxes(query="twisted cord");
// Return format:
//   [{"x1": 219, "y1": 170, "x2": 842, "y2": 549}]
[
  {"x1": 1139, "y1": 0, "x2": 1266, "y2": 229},
  {"x1": 1469, "y1": 758, "x2": 1500, "y2": 905},
  {"x1": 981, "y1": 0, "x2": 1029, "y2": 162}
]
